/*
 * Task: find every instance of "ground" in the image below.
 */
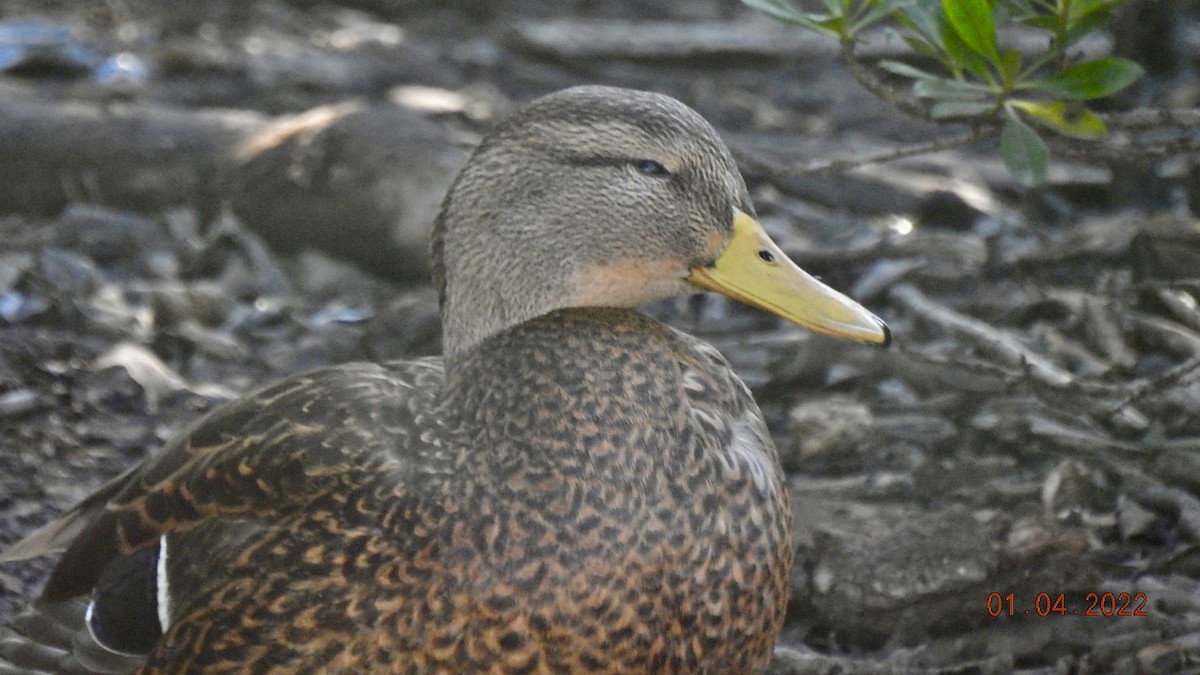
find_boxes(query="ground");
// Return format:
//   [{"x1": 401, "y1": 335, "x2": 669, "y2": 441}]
[{"x1": 0, "y1": 1, "x2": 1199, "y2": 673}]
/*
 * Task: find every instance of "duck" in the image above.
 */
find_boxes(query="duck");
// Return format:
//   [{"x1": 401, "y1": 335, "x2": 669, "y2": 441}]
[{"x1": 0, "y1": 85, "x2": 889, "y2": 674}]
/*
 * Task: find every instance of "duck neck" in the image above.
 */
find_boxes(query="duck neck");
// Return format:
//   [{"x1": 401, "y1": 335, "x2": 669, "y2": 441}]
[
  {"x1": 440, "y1": 308, "x2": 685, "y2": 472},
  {"x1": 439, "y1": 257, "x2": 573, "y2": 370}
]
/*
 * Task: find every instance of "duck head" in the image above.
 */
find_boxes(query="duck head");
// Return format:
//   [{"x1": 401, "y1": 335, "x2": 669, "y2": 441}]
[{"x1": 431, "y1": 86, "x2": 889, "y2": 362}]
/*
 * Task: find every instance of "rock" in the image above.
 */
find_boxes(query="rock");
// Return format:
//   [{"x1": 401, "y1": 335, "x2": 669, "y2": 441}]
[
  {"x1": 226, "y1": 101, "x2": 467, "y2": 283},
  {"x1": 798, "y1": 503, "x2": 995, "y2": 643},
  {"x1": 1117, "y1": 494, "x2": 1160, "y2": 541},
  {"x1": 1129, "y1": 214, "x2": 1200, "y2": 283},
  {"x1": 784, "y1": 396, "x2": 873, "y2": 472}
]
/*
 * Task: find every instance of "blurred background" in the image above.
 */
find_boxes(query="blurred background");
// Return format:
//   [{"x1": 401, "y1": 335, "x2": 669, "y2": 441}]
[{"x1": 1, "y1": 1, "x2": 1199, "y2": 672}]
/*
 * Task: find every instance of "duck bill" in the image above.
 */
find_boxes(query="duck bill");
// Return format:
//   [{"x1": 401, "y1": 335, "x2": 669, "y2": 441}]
[{"x1": 688, "y1": 209, "x2": 890, "y2": 346}]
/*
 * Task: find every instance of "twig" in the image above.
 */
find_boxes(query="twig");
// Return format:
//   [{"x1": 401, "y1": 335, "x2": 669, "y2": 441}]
[
  {"x1": 1082, "y1": 296, "x2": 1139, "y2": 370},
  {"x1": 1052, "y1": 134, "x2": 1200, "y2": 162},
  {"x1": 889, "y1": 284, "x2": 1075, "y2": 388},
  {"x1": 804, "y1": 130, "x2": 992, "y2": 174},
  {"x1": 1026, "y1": 413, "x2": 1140, "y2": 453},
  {"x1": 1102, "y1": 108, "x2": 1200, "y2": 131},
  {"x1": 840, "y1": 42, "x2": 932, "y2": 121},
  {"x1": 1154, "y1": 288, "x2": 1200, "y2": 333},
  {"x1": 838, "y1": 45, "x2": 1200, "y2": 165},
  {"x1": 1127, "y1": 486, "x2": 1200, "y2": 542},
  {"x1": 1133, "y1": 313, "x2": 1200, "y2": 359},
  {"x1": 1109, "y1": 355, "x2": 1200, "y2": 414},
  {"x1": 1032, "y1": 325, "x2": 1111, "y2": 377},
  {"x1": 731, "y1": 130, "x2": 989, "y2": 177}
]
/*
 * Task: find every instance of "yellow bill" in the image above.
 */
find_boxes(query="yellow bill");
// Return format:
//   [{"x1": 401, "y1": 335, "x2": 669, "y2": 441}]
[{"x1": 688, "y1": 209, "x2": 890, "y2": 346}]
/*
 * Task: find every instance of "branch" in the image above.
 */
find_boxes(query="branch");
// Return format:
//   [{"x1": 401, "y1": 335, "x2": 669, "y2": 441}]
[
  {"x1": 889, "y1": 283, "x2": 1076, "y2": 389},
  {"x1": 1051, "y1": 134, "x2": 1200, "y2": 162},
  {"x1": 1102, "y1": 108, "x2": 1200, "y2": 131},
  {"x1": 746, "y1": 39, "x2": 1200, "y2": 177},
  {"x1": 801, "y1": 129, "x2": 993, "y2": 174},
  {"x1": 1108, "y1": 355, "x2": 1200, "y2": 416},
  {"x1": 731, "y1": 130, "x2": 989, "y2": 177},
  {"x1": 840, "y1": 41, "x2": 933, "y2": 121},
  {"x1": 838, "y1": 43, "x2": 1200, "y2": 163}
]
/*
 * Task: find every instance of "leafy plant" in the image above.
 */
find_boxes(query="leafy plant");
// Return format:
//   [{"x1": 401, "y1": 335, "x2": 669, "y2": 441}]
[{"x1": 742, "y1": 0, "x2": 1144, "y2": 184}]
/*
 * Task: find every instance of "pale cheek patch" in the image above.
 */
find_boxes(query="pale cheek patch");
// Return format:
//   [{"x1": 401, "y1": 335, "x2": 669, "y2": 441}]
[
  {"x1": 572, "y1": 258, "x2": 690, "y2": 307},
  {"x1": 703, "y1": 228, "x2": 728, "y2": 262}
]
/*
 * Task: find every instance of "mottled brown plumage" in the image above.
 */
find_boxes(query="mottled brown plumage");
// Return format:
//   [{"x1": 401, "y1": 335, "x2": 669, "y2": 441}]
[{"x1": 0, "y1": 86, "x2": 887, "y2": 674}]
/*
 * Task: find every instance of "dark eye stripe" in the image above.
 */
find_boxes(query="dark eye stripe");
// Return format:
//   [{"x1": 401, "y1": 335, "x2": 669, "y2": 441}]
[
  {"x1": 557, "y1": 155, "x2": 673, "y2": 177},
  {"x1": 636, "y1": 160, "x2": 669, "y2": 176}
]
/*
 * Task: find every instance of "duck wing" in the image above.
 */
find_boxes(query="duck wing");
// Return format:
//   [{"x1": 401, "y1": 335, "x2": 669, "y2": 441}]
[{"x1": 0, "y1": 358, "x2": 443, "y2": 672}]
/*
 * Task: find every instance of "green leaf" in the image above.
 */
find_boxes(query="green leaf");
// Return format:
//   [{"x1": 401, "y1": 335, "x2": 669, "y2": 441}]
[
  {"x1": 1060, "y1": 9, "x2": 1114, "y2": 48},
  {"x1": 1000, "y1": 110, "x2": 1049, "y2": 185},
  {"x1": 739, "y1": 0, "x2": 842, "y2": 36},
  {"x1": 879, "y1": 59, "x2": 943, "y2": 80},
  {"x1": 1026, "y1": 57, "x2": 1144, "y2": 100},
  {"x1": 901, "y1": 34, "x2": 942, "y2": 60},
  {"x1": 930, "y1": 99, "x2": 996, "y2": 118},
  {"x1": 996, "y1": 0, "x2": 1039, "y2": 20},
  {"x1": 940, "y1": 18, "x2": 995, "y2": 81},
  {"x1": 850, "y1": 0, "x2": 909, "y2": 33},
  {"x1": 1070, "y1": 0, "x2": 1119, "y2": 25},
  {"x1": 894, "y1": 1, "x2": 945, "y2": 50},
  {"x1": 1009, "y1": 100, "x2": 1107, "y2": 139},
  {"x1": 942, "y1": 0, "x2": 999, "y2": 60},
  {"x1": 1022, "y1": 15, "x2": 1062, "y2": 32},
  {"x1": 913, "y1": 76, "x2": 994, "y2": 99},
  {"x1": 998, "y1": 48, "x2": 1021, "y2": 86},
  {"x1": 739, "y1": 0, "x2": 805, "y2": 21}
]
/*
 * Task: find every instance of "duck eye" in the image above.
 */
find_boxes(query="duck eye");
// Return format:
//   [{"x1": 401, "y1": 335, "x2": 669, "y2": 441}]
[{"x1": 635, "y1": 159, "x2": 669, "y2": 176}]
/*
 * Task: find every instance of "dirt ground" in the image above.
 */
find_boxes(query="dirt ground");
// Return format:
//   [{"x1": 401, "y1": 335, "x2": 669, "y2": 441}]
[{"x1": 1, "y1": 1, "x2": 1199, "y2": 673}]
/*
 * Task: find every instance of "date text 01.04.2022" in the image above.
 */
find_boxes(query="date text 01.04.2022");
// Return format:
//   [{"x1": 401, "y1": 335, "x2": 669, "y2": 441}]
[{"x1": 985, "y1": 592, "x2": 1148, "y2": 618}]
